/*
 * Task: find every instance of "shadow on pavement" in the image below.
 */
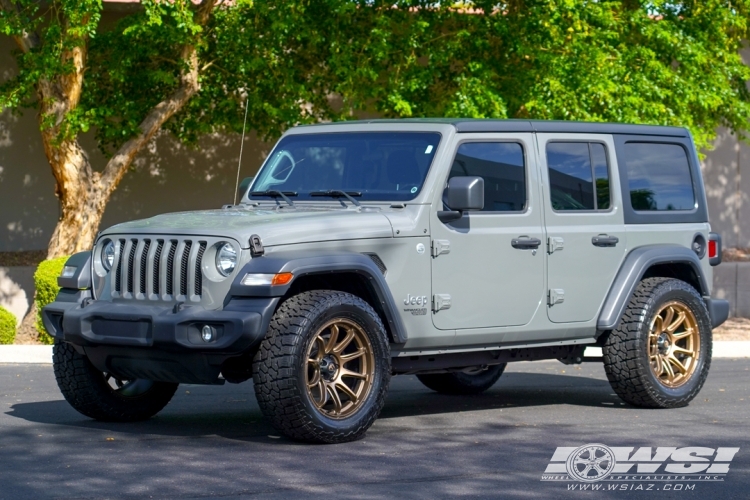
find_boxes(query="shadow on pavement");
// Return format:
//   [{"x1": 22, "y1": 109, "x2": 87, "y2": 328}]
[{"x1": 5, "y1": 372, "x2": 624, "y2": 442}]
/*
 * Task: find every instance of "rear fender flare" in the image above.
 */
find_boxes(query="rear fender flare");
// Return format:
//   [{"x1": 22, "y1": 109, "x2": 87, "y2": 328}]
[{"x1": 597, "y1": 245, "x2": 709, "y2": 331}]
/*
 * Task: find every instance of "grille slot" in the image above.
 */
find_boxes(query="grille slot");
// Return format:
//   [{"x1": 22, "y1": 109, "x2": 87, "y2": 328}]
[
  {"x1": 126, "y1": 240, "x2": 137, "y2": 293},
  {"x1": 114, "y1": 239, "x2": 125, "y2": 292},
  {"x1": 165, "y1": 241, "x2": 177, "y2": 296},
  {"x1": 139, "y1": 240, "x2": 151, "y2": 295},
  {"x1": 153, "y1": 240, "x2": 164, "y2": 295},
  {"x1": 179, "y1": 241, "x2": 192, "y2": 297},
  {"x1": 195, "y1": 242, "x2": 206, "y2": 296}
]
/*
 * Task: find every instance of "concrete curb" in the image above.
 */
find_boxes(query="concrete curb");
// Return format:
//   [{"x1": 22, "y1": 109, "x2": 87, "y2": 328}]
[{"x1": 2, "y1": 342, "x2": 750, "y2": 364}]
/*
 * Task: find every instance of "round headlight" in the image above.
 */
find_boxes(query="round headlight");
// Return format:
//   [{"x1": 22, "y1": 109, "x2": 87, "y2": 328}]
[
  {"x1": 215, "y1": 243, "x2": 237, "y2": 277},
  {"x1": 102, "y1": 240, "x2": 115, "y2": 272}
]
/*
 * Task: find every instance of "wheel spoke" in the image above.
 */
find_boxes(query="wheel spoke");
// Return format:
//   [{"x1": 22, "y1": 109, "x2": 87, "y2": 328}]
[
  {"x1": 672, "y1": 345, "x2": 694, "y2": 356},
  {"x1": 307, "y1": 368, "x2": 320, "y2": 388},
  {"x1": 333, "y1": 327, "x2": 356, "y2": 353},
  {"x1": 662, "y1": 307, "x2": 675, "y2": 331},
  {"x1": 340, "y1": 348, "x2": 365, "y2": 362},
  {"x1": 652, "y1": 316, "x2": 664, "y2": 335},
  {"x1": 661, "y1": 358, "x2": 675, "y2": 382},
  {"x1": 666, "y1": 310, "x2": 686, "y2": 334},
  {"x1": 324, "y1": 324, "x2": 340, "y2": 353},
  {"x1": 335, "y1": 381, "x2": 358, "y2": 403},
  {"x1": 340, "y1": 367, "x2": 367, "y2": 380},
  {"x1": 668, "y1": 354, "x2": 688, "y2": 374},
  {"x1": 314, "y1": 380, "x2": 327, "y2": 407},
  {"x1": 327, "y1": 384, "x2": 343, "y2": 414},
  {"x1": 672, "y1": 328, "x2": 693, "y2": 340}
]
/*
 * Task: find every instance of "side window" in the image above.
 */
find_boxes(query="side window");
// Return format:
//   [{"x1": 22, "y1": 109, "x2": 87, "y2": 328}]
[
  {"x1": 449, "y1": 142, "x2": 526, "y2": 212},
  {"x1": 622, "y1": 143, "x2": 695, "y2": 211},
  {"x1": 546, "y1": 142, "x2": 611, "y2": 211}
]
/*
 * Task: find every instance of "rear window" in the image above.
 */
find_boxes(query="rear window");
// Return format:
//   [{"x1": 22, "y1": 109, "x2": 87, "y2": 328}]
[{"x1": 623, "y1": 143, "x2": 695, "y2": 211}]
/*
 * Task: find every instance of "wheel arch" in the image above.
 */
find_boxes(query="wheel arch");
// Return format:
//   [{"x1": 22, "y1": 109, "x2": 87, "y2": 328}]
[
  {"x1": 228, "y1": 251, "x2": 407, "y2": 344},
  {"x1": 597, "y1": 245, "x2": 709, "y2": 332}
]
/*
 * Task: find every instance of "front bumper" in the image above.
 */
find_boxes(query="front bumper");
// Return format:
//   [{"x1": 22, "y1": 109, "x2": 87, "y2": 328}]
[{"x1": 42, "y1": 293, "x2": 278, "y2": 384}]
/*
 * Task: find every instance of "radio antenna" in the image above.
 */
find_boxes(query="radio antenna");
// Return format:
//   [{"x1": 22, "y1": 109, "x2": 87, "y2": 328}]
[{"x1": 233, "y1": 95, "x2": 250, "y2": 205}]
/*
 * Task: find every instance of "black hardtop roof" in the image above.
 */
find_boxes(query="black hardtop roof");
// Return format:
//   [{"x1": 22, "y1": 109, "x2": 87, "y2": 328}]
[{"x1": 306, "y1": 118, "x2": 689, "y2": 137}]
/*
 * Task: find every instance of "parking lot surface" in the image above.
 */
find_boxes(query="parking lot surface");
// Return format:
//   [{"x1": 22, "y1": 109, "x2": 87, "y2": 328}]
[{"x1": 1, "y1": 359, "x2": 748, "y2": 499}]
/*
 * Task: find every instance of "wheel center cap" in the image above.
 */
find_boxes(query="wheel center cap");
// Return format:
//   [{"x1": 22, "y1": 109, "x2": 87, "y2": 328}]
[
  {"x1": 657, "y1": 333, "x2": 671, "y2": 355},
  {"x1": 319, "y1": 356, "x2": 338, "y2": 380}
]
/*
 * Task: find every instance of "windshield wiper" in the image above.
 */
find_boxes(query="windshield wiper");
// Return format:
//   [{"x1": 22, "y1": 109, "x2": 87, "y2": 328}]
[
  {"x1": 310, "y1": 190, "x2": 362, "y2": 207},
  {"x1": 249, "y1": 190, "x2": 297, "y2": 207}
]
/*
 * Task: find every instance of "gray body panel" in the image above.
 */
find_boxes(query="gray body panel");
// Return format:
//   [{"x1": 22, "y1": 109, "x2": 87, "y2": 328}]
[{"x1": 65, "y1": 119, "x2": 719, "y2": 367}]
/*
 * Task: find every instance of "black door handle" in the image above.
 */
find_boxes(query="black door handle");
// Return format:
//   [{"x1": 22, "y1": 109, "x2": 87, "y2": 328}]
[
  {"x1": 592, "y1": 234, "x2": 619, "y2": 247},
  {"x1": 511, "y1": 237, "x2": 542, "y2": 250}
]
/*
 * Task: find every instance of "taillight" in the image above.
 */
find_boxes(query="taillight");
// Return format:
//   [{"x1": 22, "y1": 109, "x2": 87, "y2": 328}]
[{"x1": 708, "y1": 240, "x2": 718, "y2": 259}]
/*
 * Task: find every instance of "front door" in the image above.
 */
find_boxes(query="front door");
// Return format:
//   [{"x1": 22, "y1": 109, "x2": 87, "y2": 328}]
[
  {"x1": 430, "y1": 134, "x2": 546, "y2": 338},
  {"x1": 537, "y1": 133, "x2": 627, "y2": 323}
]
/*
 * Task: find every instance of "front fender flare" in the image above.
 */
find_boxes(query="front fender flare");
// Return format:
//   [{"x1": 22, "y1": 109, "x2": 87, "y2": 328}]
[{"x1": 228, "y1": 252, "x2": 407, "y2": 343}]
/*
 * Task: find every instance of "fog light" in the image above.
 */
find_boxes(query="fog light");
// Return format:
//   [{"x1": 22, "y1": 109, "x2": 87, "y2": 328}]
[{"x1": 201, "y1": 325, "x2": 216, "y2": 343}]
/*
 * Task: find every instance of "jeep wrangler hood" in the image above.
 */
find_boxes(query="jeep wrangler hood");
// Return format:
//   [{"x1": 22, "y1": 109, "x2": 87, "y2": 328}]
[{"x1": 100, "y1": 207, "x2": 395, "y2": 247}]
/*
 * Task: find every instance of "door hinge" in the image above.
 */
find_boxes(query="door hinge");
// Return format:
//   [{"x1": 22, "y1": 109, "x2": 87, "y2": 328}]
[
  {"x1": 548, "y1": 289, "x2": 565, "y2": 306},
  {"x1": 548, "y1": 236, "x2": 564, "y2": 254},
  {"x1": 432, "y1": 294, "x2": 452, "y2": 313},
  {"x1": 431, "y1": 239, "x2": 451, "y2": 258}
]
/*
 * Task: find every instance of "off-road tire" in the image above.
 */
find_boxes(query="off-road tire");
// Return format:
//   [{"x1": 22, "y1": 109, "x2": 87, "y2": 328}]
[
  {"x1": 417, "y1": 364, "x2": 506, "y2": 395},
  {"x1": 602, "y1": 278, "x2": 712, "y2": 408},
  {"x1": 252, "y1": 290, "x2": 391, "y2": 444},
  {"x1": 53, "y1": 340, "x2": 178, "y2": 421}
]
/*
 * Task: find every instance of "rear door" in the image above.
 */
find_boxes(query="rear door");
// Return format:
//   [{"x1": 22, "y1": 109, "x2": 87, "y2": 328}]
[{"x1": 537, "y1": 134, "x2": 627, "y2": 323}]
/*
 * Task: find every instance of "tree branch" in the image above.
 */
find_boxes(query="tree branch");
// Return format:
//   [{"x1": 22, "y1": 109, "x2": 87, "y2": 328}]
[
  {"x1": 0, "y1": 0, "x2": 41, "y2": 53},
  {"x1": 99, "y1": 0, "x2": 218, "y2": 192}
]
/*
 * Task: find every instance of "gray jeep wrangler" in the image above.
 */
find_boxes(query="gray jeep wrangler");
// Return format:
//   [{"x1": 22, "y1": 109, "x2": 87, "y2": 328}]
[{"x1": 43, "y1": 119, "x2": 729, "y2": 443}]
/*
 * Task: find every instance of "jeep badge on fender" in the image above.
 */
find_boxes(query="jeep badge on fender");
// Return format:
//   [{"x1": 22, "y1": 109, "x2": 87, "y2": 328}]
[{"x1": 43, "y1": 119, "x2": 728, "y2": 443}]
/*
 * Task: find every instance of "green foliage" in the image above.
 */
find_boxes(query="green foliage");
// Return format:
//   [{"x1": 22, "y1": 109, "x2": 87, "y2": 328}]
[
  {"x1": 0, "y1": 306, "x2": 16, "y2": 345},
  {"x1": 3, "y1": 0, "x2": 750, "y2": 154},
  {"x1": 34, "y1": 256, "x2": 68, "y2": 345}
]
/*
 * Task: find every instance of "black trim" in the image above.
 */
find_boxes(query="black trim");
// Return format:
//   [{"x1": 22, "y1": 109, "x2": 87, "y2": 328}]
[
  {"x1": 613, "y1": 134, "x2": 708, "y2": 225},
  {"x1": 597, "y1": 245, "x2": 710, "y2": 331},
  {"x1": 229, "y1": 252, "x2": 408, "y2": 343},
  {"x1": 709, "y1": 232, "x2": 722, "y2": 266},
  {"x1": 705, "y1": 298, "x2": 729, "y2": 329},
  {"x1": 57, "y1": 252, "x2": 92, "y2": 290}
]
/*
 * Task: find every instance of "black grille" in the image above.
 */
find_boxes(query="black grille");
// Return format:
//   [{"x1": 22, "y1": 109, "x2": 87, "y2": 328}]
[
  {"x1": 165, "y1": 241, "x2": 177, "y2": 296},
  {"x1": 111, "y1": 237, "x2": 206, "y2": 300},
  {"x1": 364, "y1": 253, "x2": 387, "y2": 275},
  {"x1": 195, "y1": 242, "x2": 206, "y2": 296},
  {"x1": 179, "y1": 241, "x2": 192, "y2": 297},
  {"x1": 152, "y1": 240, "x2": 164, "y2": 296},
  {"x1": 139, "y1": 240, "x2": 151, "y2": 294},
  {"x1": 114, "y1": 239, "x2": 125, "y2": 292},
  {"x1": 126, "y1": 240, "x2": 137, "y2": 293}
]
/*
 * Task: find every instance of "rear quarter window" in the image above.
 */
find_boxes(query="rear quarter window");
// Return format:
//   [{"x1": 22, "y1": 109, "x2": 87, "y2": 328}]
[{"x1": 622, "y1": 143, "x2": 695, "y2": 211}]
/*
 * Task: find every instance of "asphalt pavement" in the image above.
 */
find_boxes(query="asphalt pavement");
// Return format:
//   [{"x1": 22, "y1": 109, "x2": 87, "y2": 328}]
[{"x1": 0, "y1": 359, "x2": 748, "y2": 499}]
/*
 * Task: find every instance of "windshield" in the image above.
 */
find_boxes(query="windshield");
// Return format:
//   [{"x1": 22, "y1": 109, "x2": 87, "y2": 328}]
[{"x1": 249, "y1": 132, "x2": 441, "y2": 202}]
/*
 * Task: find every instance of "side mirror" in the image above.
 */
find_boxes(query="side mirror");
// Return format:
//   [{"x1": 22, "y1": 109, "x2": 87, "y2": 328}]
[
  {"x1": 438, "y1": 176, "x2": 484, "y2": 222},
  {"x1": 237, "y1": 176, "x2": 254, "y2": 202}
]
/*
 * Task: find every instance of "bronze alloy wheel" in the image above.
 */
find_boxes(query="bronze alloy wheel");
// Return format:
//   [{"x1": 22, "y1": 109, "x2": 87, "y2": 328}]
[
  {"x1": 648, "y1": 300, "x2": 701, "y2": 388},
  {"x1": 305, "y1": 318, "x2": 376, "y2": 419}
]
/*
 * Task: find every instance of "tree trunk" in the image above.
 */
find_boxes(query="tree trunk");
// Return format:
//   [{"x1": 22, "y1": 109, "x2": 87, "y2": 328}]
[{"x1": 44, "y1": 139, "x2": 109, "y2": 259}]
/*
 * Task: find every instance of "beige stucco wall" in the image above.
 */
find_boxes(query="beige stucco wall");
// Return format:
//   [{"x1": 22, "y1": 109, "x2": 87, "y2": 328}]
[{"x1": 0, "y1": 35, "x2": 273, "y2": 254}]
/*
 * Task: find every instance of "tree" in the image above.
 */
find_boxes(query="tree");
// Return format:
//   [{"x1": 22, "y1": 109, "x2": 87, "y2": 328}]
[{"x1": 2, "y1": 0, "x2": 750, "y2": 262}]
